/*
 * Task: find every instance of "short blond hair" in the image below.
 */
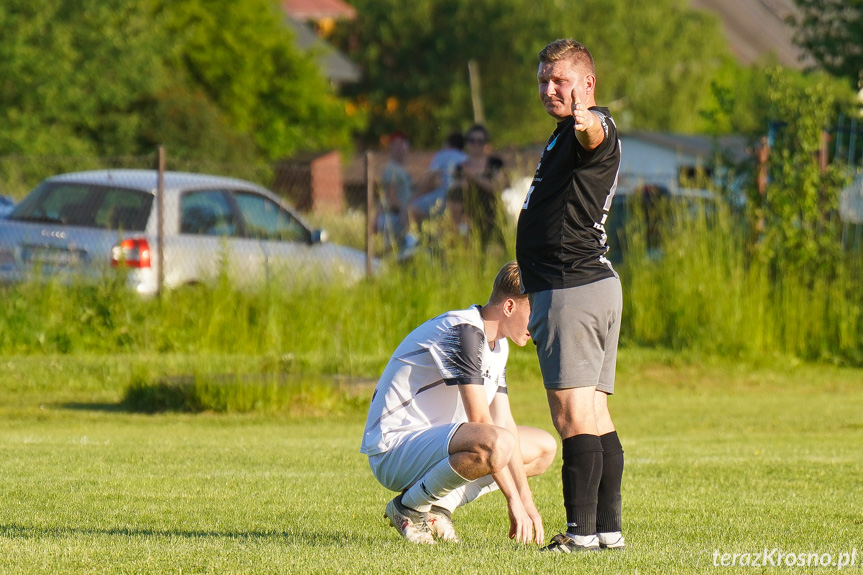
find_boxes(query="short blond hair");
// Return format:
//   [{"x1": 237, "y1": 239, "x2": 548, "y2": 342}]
[
  {"x1": 539, "y1": 38, "x2": 595, "y2": 76},
  {"x1": 488, "y1": 261, "x2": 527, "y2": 305}
]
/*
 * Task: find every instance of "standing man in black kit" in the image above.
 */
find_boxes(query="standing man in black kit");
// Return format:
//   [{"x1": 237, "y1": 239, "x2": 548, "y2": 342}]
[{"x1": 515, "y1": 38, "x2": 626, "y2": 553}]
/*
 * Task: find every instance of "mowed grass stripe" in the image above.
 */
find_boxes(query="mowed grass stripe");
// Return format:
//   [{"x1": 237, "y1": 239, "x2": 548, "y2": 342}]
[{"x1": 0, "y1": 352, "x2": 861, "y2": 574}]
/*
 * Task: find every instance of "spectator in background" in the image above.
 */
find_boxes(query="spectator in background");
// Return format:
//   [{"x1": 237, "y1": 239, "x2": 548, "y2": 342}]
[
  {"x1": 446, "y1": 124, "x2": 508, "y2": 249},
  {"x1": 407, "y1": 131, "x2": 467, "y2": 237},
  {"x1": 377, "y1": 131, "x2": 413, "y2": 249}
]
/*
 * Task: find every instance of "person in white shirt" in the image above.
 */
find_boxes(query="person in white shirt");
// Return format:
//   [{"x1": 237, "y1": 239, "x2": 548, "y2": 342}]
[
  {"x1": 361, "y1": 261, "x2": 556, "y2": 545},
  {"x1": 409, "y1": 131, "x2": 468, "y2": 223},
  {"x1": 401, "y1": 131, "x2": 468, "y2": 257}
]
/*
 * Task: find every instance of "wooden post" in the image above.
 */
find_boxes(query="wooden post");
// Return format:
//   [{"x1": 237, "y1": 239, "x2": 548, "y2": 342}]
[
  {"x1": 755, "y1": 135, "x2": 769, "y2": 237},
  {"x1": 365, "y1": 150, "x2": 374, "y2": 278},
  {"x1": 468, "y1": 60, "x2": 485, "y2": 125},
  {"x1": 820, "y1": 130, "x2": 829, "y2": 175}
]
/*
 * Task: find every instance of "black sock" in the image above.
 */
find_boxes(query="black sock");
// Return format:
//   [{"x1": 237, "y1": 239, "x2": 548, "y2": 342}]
[
  {"x1": 597, "y1": 431, "x2": 624, "y2": 533},
  {"x1": 561, "y1": 434, "x2": 603, "y2": 536}
]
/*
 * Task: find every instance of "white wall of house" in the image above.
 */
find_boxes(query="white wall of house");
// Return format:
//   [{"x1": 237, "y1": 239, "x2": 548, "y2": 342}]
[
  {"x1": 618, "y1": 136, "x2": 701, "y2": 193},
  {"x1": 841, "y1": 172, "x2": 863, "y2": 224}
]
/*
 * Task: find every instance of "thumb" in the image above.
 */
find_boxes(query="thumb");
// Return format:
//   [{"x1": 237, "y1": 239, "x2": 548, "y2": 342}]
[{"x1": 571, "y1": 88, "x2": 583, "y2": 113}]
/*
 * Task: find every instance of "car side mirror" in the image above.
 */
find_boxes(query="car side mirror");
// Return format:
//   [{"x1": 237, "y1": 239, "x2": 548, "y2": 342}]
[{"x1": 311, "y1": 229, "x2": 328, "y2": 244}]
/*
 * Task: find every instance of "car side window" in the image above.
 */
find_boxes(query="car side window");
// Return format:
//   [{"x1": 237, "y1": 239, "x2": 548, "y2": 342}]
[
  {"x1": 10, "y1": 183, "x2": 152, "y2": 230},
  {"x1": 180, "y1": 190, "x2": 237, "y2": 236},
  {"x1": 52, "y1": 186, "x2": 93, "y2": 226},
  {"x1": 97, "y1": 189, "x2": 152, "y2": 231},
  {"x1": 233, "y1": 192, "x2": 310, "y2": 243}
]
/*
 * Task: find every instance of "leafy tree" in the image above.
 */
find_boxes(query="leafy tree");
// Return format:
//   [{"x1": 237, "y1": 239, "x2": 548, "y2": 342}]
[
  {"x1": 0, "y1": 0, "x2": 362, "y2": 165},
  {"x1": 154, "y1": 0, "x2": 364, "y2": 160},
  {"x1": 751, "y1": 68, "x2": 855, "y2": 276},
  {"x1": 330, "y1": 0, "x2": 550, "y2": 147},
  {"x1": 700, "y1": 58, "x2": 773, "y2": 137},
  {"x1": 0, "y1": 0, "x2": 168, "y2": 156},
  {"x1": 333, "y1": 0, "x2": 735, "y2": 148},
  {"x1": 565, "y1": 0, "x2": 732, "y2": 134},
  {"x1": 139, "y1": 82, "x2": 260, "y2": 165},
  {"x1": 791, "y1": 0, "x2": 863, "y2": 88}
]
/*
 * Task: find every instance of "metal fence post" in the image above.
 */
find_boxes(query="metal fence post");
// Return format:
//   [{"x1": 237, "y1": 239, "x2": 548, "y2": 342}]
[{"x1": 157, "y1": 146, "x2": 166, "y2": 296}]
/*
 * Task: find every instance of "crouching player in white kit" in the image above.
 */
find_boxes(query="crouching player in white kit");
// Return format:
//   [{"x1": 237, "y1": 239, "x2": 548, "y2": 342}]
[{"x1": 360, "y1": 261, "x2": 557, "y2": 545}]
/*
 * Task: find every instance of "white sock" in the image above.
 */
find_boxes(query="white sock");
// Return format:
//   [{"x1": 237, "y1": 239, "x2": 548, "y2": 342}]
[
  {"x1": 401, "y1": 459, "x2": 471, "y2": 513},
  {"x1": 432, "y1": 475, "x2": 498, "y2": 513}
]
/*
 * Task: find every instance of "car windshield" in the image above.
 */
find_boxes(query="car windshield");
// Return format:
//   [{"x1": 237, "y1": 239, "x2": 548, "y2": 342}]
[{"x1": 9, "y1": 182, "x2": 153, "y2": 231}]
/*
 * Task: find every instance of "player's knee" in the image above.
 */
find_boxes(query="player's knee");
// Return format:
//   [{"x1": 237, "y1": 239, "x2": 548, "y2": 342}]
[
  {"x1": 550, "y1": 406, "x2": 597, "y2": 437},
  {"x1": 550, "y1": 410, "x2": 576, "y2": 436},
  {"x1": 536, "y1": 431, "x2": 557, "y2": 473},
  {"x1": 485, "y1": 428, "x2": 515, "y2": 474},
  {"x1": 458, "y1": 424, "x2": 516, "y2": 475}
]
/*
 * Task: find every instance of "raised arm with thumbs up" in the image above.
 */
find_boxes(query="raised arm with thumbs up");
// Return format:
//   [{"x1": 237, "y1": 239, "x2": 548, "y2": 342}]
[{"x1": 571, "y1": 90, "x2": 605, "y2": 151}]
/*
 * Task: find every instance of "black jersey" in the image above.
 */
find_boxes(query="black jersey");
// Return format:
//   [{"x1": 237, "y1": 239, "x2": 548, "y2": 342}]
[{"x1": 516, "y1": 108, "x2": 621, "y2": 292}]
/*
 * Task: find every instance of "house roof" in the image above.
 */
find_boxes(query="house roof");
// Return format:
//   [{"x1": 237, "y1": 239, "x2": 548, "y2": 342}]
[
  {"x1": 624, "y1": 132, "x2": 752, "y2": 164},
  {"x1": 286, "y1": 19, "x2": 360, "y2": 84},
  {"x1": 689, "y1": 0, "x2": 810, "y2": 69},
  {"x1": 281, "y1": 0, "x2": 356, "y2": 21}
]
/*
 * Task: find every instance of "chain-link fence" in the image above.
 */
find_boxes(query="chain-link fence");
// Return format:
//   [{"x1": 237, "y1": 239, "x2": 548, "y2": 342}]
[
  {"x1": 0, "y1": 145, "x2": 549, "y2": 293},
  {"x1": 3, "y1": 144, "x2": 859, "y2": 296},
  {"x1": 0, "y1": 148, "x2": 384, "y2": 296}
]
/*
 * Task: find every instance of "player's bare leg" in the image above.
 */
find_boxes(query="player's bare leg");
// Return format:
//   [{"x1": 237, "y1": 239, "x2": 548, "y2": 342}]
[
  {"x1": 542, "y1": 386, "x2": 602, "y2": 552},
  {"x1": 427, "y1": 424, "x2": 555, "y2": 542}
]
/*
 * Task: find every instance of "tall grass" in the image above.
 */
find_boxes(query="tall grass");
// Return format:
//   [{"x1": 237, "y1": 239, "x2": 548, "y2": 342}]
[
  {"x1": 620, "y1": 196, "x2": 863, "y2": 365},
  {"x1": 0, "y1": 236, "x2": 510, "y2": 372},
  {"x1": 2, "y1": 205, "x2": 861, "y2": 371}
]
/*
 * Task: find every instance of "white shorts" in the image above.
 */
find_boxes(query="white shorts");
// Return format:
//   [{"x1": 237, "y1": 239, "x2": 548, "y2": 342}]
[{"x1": 368, "y1": 423, "x2": 462, "y2": 492}]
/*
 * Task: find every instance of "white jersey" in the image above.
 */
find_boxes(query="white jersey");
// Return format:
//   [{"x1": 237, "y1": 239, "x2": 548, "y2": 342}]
[{"x1": 361, "y1": 305, "x2": 508, "y2": 456}]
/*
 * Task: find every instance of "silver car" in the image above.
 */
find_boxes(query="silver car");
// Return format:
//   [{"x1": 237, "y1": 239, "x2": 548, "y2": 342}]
[{"x1": 0, "y1": 170, "x2": 374, "y2": 295}]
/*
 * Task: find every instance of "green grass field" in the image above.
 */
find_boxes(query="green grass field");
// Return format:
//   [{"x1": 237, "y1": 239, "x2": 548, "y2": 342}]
[{"x1": 1, "y1": 349, "x2": 861, "y2": 574}]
